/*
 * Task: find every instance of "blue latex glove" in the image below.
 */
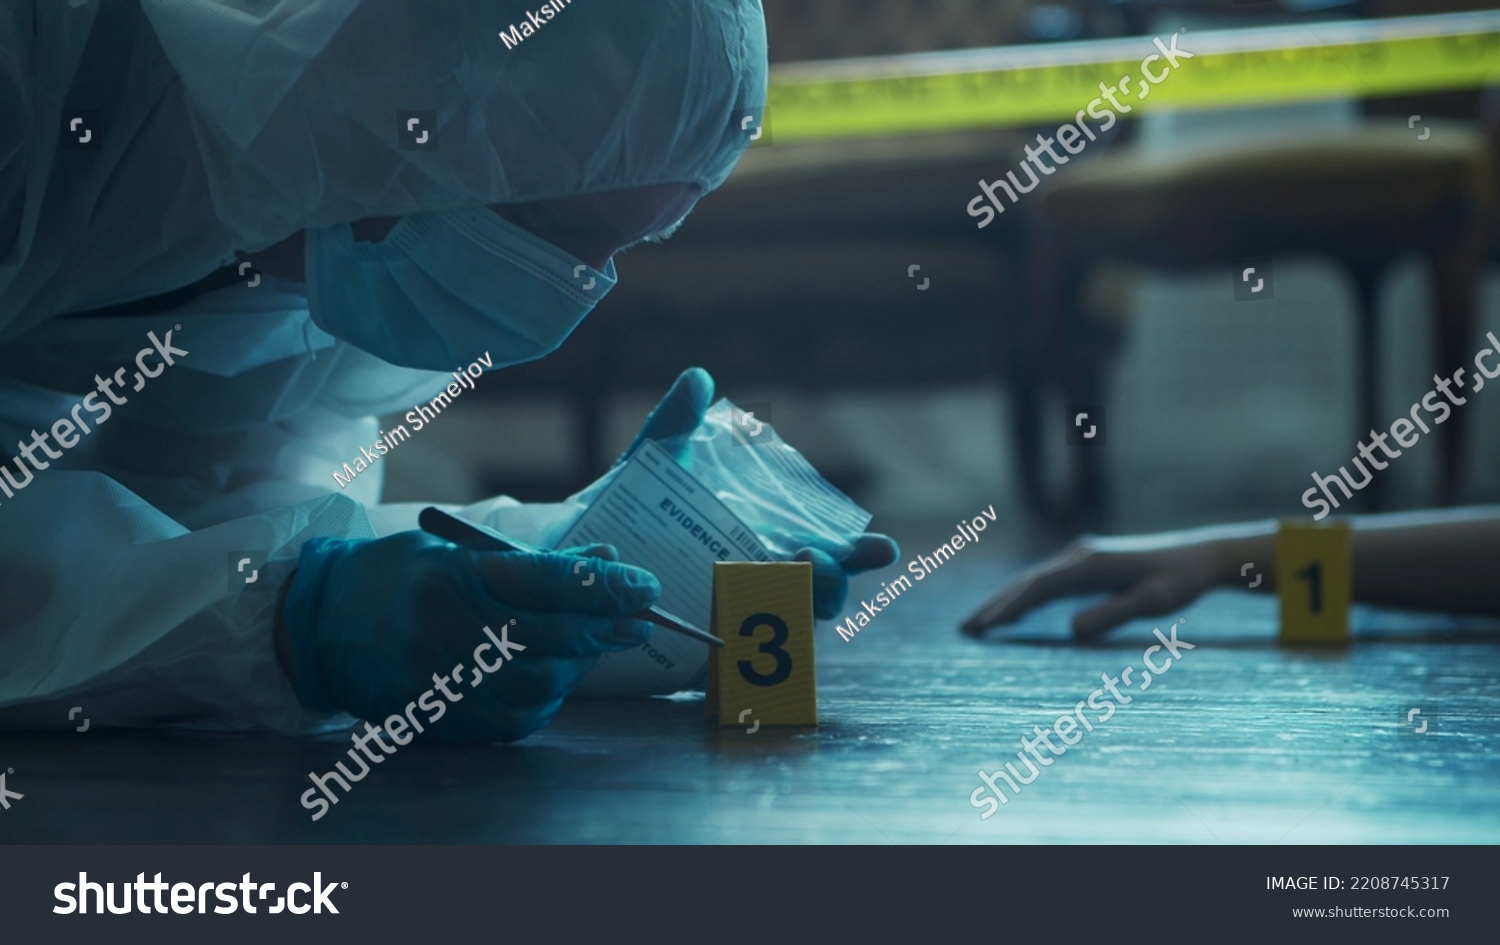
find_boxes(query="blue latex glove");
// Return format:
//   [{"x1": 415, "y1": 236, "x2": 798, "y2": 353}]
[
  {"x1": 629, "y1": 368, "x2": 901, "y2": 619},
  {"x1": 796, "y1": 537, "x2": 901, "y2": 619},
  {"x1": 620, "y1": 366, "x2": 718, "y2": 464},
  {"x1": 281, "y1": 532, "x2": 659, "y2": 742}
]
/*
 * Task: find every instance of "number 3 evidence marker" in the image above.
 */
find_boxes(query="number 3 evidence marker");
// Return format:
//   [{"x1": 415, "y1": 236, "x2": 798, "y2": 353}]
[
  {"x1": 1276, "y1": 520, "x2": 1351, "y2": 646},
  {"x1": 707, "y1": 562, "x2": 817, "y2": 727}
]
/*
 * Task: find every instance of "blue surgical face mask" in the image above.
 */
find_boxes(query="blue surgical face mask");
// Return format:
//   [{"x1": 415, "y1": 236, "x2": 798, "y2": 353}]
[{"x1": 303, "y1": 208, "x2": 617, "y2": 372}]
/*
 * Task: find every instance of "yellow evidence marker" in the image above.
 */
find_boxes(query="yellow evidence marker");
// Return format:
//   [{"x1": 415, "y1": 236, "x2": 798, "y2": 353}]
[
  {"x1": 706, "y1": 562, "x2": 817, "y2": 728},
  {"x1": 1276, "y1": 520, "x2": 1352, "y2": 646}
]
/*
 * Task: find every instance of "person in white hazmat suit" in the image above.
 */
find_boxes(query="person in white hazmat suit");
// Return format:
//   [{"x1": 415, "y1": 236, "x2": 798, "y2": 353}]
[{"x1": 0, "y1": 0, "x2": 898, "y2": 742}]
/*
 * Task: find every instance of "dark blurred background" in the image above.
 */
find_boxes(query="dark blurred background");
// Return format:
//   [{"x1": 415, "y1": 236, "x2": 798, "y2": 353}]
[{"x1": 383, "y1": 0, "x2": 1500, "y2": 546}]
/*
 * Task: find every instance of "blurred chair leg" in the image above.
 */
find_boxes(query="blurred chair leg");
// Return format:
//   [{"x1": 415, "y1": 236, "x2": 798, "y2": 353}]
[
  {"x1": 1030, "y1": 238, "x2": 1074, "y2": 526},
  {"x1": 1011, "y1": 359, "x2": 1047, "y2": 516},
  {"x1": 1062, "y1": 342, "x2": 1108, "y2": 532},
  {"x1": 1053, "y1": 257, "x2": 1106, "y2": 529},
  {"x1": 1428, "y1": 244, "x2": 1483, "y2": 505},
  {"x1": 1347, "y1": 260, "x2": 1387, "y2": 511},
  {"x1": 995, "y1": 251, "x2": 1048, "y2": 519}
]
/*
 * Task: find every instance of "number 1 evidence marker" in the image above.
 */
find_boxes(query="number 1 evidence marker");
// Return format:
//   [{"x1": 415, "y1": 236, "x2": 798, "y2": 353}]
[{"x1": 418, "y1": 507, "x2": 725, "y2": 648}]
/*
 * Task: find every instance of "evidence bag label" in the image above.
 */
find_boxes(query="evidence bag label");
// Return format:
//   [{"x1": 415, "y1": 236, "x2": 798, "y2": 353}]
[{"x1": 562, "y1": 440, "x2": 772, "y2": 695}]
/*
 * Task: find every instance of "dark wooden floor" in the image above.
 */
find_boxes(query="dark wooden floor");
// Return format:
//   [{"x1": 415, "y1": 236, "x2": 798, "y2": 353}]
[{"x1": 3, "y1": 546, "x2": 1497, "y2": 844}]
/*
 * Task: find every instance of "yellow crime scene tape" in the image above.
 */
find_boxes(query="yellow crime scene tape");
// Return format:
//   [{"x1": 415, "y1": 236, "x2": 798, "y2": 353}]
[{"x1": 763, "y1": 11, "x2": 1500, "y2": 142}]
